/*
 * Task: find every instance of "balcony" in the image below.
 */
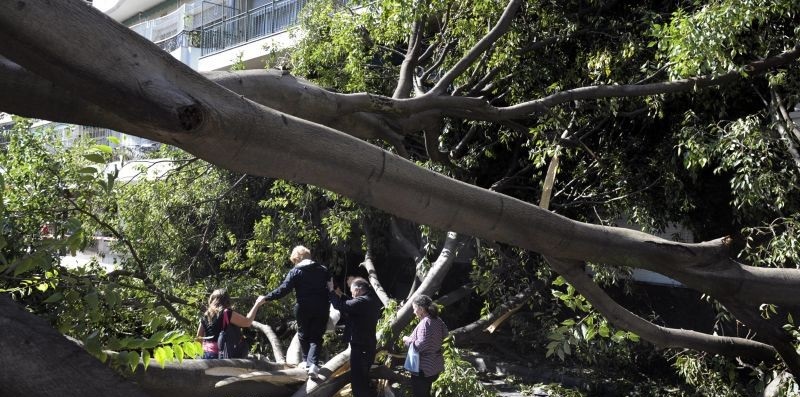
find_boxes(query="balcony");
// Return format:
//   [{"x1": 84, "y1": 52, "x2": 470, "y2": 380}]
[
  {"x1": 124, "y1": 0, "x2": 308, "y2": 65},
  {"x1": 199, "y1": 0, "x2": 308, "y2": 56},
  {"x1": 129, "y1": 3, "x2": 204, "y2": 53}
]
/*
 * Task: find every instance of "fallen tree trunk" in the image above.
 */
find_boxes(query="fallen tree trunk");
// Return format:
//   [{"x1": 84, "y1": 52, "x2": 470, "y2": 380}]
[
  {"x1": 129, "y1": 359, "x2": 299, "y2": 397},
  {"x1": 0, "y1": 295, "x2": 150, "y2": 397}
]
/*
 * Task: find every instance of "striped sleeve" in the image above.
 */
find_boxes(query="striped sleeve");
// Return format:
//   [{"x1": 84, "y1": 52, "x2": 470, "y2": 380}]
[{"x1": 411, "y1": 317, "x2": 447, "y2": 376}]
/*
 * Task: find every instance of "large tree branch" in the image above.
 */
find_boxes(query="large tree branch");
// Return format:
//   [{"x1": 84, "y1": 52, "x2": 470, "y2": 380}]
[
  {"x1": 536, "y1": 130, "x2": 778, "y2": 365},
  {"x1": 450, "y1": 286, "x2": 534, "y2": 345},
  {"x1": 0, "y1": 55, "x2": 141, "y2": 133},
  {"x1": 251, "y1": 321, "x2": 286, "y2": 363},
  {"x1": 6, "y1": 43, "x2": 799, "y2": 145},
  {"x1": 718, "y1": 298, "x2": 800, "y2": 378},
  {"x1": 325, "y1": 45, "x2": 800, "y2": 120},
  {"x1": 361, "y1": 227, "x2": 391, "y2": 306},
  {"x1": 498, "y1": 45, "x2": 800, "y2": 118},
  {"x1": 0, "y1": 59, "x2": 410, "y2": 155},
  {"x1": 548, "y1": 258, "x2": 777, "y2": 362},
  {"x1": 389, "y1": 232, "x2": 464, "y2": 338}
]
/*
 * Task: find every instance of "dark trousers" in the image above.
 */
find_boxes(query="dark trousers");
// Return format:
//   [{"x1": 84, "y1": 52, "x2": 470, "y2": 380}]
[
  {"x1": 350, "y1": 343, "x2": 376, "y2": 397},
  {"x1": 296, "y1": 306, "x2": 328, "y2": 366},
  {"x1": 411, "y1": 370, "x2": 439, "y2": 397}
]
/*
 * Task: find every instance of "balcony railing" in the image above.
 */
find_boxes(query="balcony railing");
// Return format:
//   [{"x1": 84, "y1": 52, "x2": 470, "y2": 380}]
[
  {"x1": 130, "y1": 3, "x2": 204, "y2": 45},
  {"x1": 126, "y1": 0, "x2": 309, "y2": 58},
  {"x1": 200, "y1": 0, "x2": 308, "y2": 56}
]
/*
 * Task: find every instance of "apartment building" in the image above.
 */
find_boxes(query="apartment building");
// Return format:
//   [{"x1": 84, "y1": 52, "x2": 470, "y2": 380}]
[
  {"x1": 95, "y1": 0, "x2": 306, "y2": 72},
  {"x1": 0, "y1": 0, "x2": 307, "y2": 151}
]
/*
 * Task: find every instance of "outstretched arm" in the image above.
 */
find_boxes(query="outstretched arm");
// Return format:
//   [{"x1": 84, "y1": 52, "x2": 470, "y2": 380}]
[
  {"x1": 196, "y1": 321, "x2": 205, "y2": 339},
  {"x1": 231, "y1": 296, "x2": 267, "y2": 328},
  {"x1": 262, "y1": 269, "x2": 298, "y2": 301}
]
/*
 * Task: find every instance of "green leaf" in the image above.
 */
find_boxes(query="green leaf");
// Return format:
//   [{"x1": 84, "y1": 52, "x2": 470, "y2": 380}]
[
  {"x1": 127, "y1": 351, "x2": 141, "y2": 372},
  {"x1": 154, "y1": 346, "x2": 168, "y2": 368},
  {"x1": 107, "y1": 136, "x2": 121, "y2": 145},
  {"x1": 84, "y1": 332, "x2": 103, "y2": 359},
  {"x1": 93, "y1": 144, "x2": 113, "y2": 154},
  {"x1": 150, "y1": 330, "x2": 169, "y2": 343},
  {"x1": 173, "y1": 344, "x2": 184, "y2": 363},
  {"x1": 142, "y1": 337, "x2": 160, "y2": 349},
  {"x1": 42, "y1": 292, "x2": 63, "y2": 303},
  {"x1": 182, "y1": 341, "x2": 201, "y2": 358},
  {"x1": 106, "y1": 290, "x2": 120, "y2": 307},
  {"x1": 142, "y1": 350, "x2": 151, "y2": 371},
  {"x1": 83, "y1": 153, "x2": 106, "y2": 164},
  {"x1": 162, "y1": 346, "x2": 174, "y2": 363},
  {"x1": 78, "y1": 166, "x2": 98, "y2": 174},
  {"x1": 84, "y1": 291, "x2": 100, "y2": 310},
  {"x1": 13, "y1": 257, "x2": 37, "y2": 276}
]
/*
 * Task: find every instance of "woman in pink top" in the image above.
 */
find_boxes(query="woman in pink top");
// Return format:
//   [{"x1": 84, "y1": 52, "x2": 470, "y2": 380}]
[
  {"x1": 196, "y1": 289, "x2": 266, "y2": 358},
  {"x1": 402, "y1": 294, "x2": 448, "y2": 397}
]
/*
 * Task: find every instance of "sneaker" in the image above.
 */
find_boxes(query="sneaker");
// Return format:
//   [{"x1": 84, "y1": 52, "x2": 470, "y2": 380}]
[
  {"x1": 307, "y1": 364, "x2": 319, "y2": 378},
  {"x1": 297, "y1": 362, "x2": 308, "y2": 370}
]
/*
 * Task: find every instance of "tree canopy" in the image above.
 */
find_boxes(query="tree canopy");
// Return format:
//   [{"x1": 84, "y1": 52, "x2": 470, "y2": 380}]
[{"x1": 2, "y1": 0, "x2": 800, "y2": 395}]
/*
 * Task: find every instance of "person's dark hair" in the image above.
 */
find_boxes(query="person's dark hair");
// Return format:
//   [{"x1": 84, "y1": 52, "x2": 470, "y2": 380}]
[{"x1": 412, "y1": 294, "x2": 439, "y2": 318}]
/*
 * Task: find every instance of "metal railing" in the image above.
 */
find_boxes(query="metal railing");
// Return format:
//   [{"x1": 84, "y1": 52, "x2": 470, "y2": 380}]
[
  {"x1": 129, "y1": 3, "x2": 204, "y2": 44},
  {"x1": 125, "y1": 0, "x2": 309, "y2": 57},
  {"x1": 200, "y1": 0, "x2": 308, "y2": 56},
  {"x1": 54, "y1": 125, "x2": 157, "y2": 159},
  {"x1": 153, "y1": 30, "x2": 201, "y2": 53}
]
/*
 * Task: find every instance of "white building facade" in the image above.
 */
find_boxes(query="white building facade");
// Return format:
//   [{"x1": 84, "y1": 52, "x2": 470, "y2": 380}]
[{"x1": 94, "y1": 0, "x2": 305, "y2": 72}]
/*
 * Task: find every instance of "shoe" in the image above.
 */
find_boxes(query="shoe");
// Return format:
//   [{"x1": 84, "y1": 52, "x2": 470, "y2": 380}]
[
  {"x1": 297, "y1": 362, "x2": 308, "y2": 370},
  {"x1": 307, "y1": 364, "x2": 319, "y2": 378}
]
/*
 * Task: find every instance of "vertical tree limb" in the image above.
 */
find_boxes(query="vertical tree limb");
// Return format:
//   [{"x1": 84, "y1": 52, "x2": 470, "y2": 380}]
[
  {"x1": 251, "y1": 321, "x2": 286, "y2": 363},
  {"x1": 393, "y1": 20, "x2": 423, "y2": 99},
  {"x1": 429, "y1": 0, "x2": 523, "y2": 95}
]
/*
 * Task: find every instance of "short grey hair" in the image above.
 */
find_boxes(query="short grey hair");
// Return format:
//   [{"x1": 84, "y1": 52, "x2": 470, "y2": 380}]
[
  {"x1": 351, "y1": 278, "x2": 370, "y2": 292},
  {"x1": 290, "y1": 245, "x2": 311, "y2": 264}
]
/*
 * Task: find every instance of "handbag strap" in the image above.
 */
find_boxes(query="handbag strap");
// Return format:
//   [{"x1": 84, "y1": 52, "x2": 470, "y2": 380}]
[{"x1": 222, "y1": 309, "x2": 230, "y2": 329}]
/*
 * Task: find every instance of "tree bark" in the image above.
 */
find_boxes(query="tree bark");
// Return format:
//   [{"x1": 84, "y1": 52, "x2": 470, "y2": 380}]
[
  {"x1": 251, "y1": 321, "x2": 286, "y2": 363},
  {"x1": 548, "y1": 258, "x2": 777, "y2": 362},
  {"x1": 130, "y1": 359, "x2": 297, "y2": 397},
  {"x1": 389, "y1": 232, "x2": 464, "y2": 338},
  {"x1": 0, "y1": 295, "x2": 151, "y2": 397}
]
